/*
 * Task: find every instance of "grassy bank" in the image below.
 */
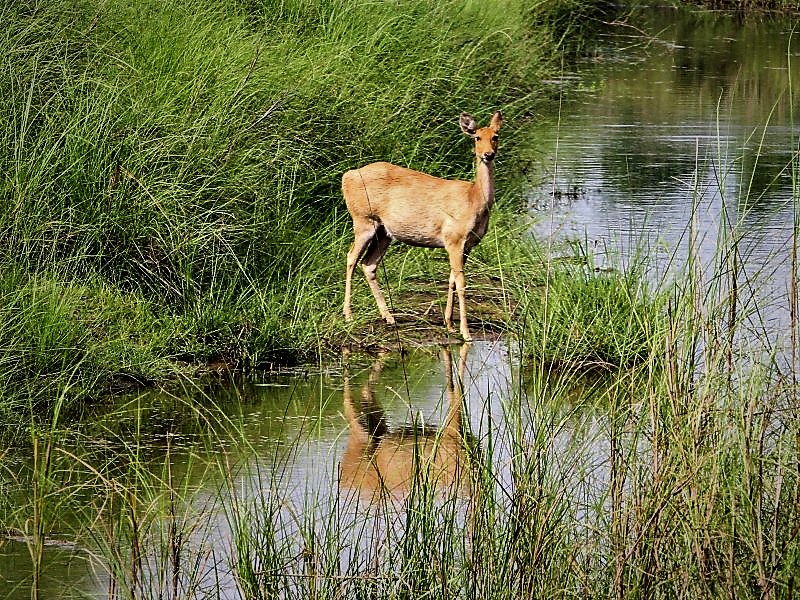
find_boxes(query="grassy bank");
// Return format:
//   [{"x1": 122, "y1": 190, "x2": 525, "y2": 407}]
[{"x1": 0, "y1": 0, "x2": 629, "y2": 418}]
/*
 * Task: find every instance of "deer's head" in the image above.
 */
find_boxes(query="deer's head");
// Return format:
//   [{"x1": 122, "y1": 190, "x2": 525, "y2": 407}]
[{"x1": 460, "y1": 111, "x2": 502, "y2": 164}]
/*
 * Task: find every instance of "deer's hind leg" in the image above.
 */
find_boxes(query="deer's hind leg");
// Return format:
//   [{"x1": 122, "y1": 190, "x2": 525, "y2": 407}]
[
  {"x1": 344, "y1": 221, "x2": 377, "y2": 321},
  {"x1": 360, "y1": 226, "x2": 394, "y2": 324}
]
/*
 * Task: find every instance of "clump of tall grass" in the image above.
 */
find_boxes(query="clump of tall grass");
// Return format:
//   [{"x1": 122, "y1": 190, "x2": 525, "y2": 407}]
[
  {"x1": 0, "y1": 266, "x2": 177, "y2": 432},
  {"x1": 477, "y1": 228, "x2": 668, "y2": 370},
  {"x1": 516, "y1": 260, "x2": 665, "y2": 369},
  {"x1": 0, "y1": 0, "x2": 607, "y2": 414}
]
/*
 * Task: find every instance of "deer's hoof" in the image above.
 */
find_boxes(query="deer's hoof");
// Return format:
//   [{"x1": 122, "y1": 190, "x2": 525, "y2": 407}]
[{"x1": 384, "y1": 314, "x2": 396, "y2": 325}]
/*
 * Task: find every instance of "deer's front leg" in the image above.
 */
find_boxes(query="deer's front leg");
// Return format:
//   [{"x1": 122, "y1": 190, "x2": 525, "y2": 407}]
[{"x1": 445, "y1": 243, "x2": 471, "y2": 341}]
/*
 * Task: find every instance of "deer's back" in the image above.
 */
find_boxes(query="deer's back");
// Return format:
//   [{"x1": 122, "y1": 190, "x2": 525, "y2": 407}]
[{"x1": 342, "y1": 162, "x2": 475, "y2": 246}]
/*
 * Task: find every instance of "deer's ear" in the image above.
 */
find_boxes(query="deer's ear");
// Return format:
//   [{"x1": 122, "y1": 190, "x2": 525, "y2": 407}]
[
  {"x1": 459, "y1": 112, "x2": 477, "y2": 136},
  {"x1": 490, "y1": 111, "x2": 503, "y2": 133}
]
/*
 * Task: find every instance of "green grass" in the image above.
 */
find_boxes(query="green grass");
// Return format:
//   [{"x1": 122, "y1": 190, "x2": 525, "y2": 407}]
[
  {"x1": 0, "y1": 0, "x2": 625, "y2": 417},
  {"x1": 513, "y1": 254, "x2": 666, "y2": 369}
]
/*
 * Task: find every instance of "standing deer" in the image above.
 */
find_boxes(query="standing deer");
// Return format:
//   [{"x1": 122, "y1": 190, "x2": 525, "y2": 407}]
[{"x1": 342, "y1": 111, "x2": 502, "y2": 341}]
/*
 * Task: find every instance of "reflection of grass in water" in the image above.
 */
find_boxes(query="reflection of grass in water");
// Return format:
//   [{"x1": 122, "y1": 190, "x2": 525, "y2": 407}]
[
  {"x1": 551, "y1": 6, "x2": 799, "y2": 205},
  {"x1": 0, "y1": 377, "x2": 250, "y2": 599}
]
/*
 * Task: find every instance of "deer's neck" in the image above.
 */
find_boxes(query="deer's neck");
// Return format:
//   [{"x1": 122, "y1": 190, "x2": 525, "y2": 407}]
[{"x1": 471, "y1": 159, "x2": 495, "y2": 209}]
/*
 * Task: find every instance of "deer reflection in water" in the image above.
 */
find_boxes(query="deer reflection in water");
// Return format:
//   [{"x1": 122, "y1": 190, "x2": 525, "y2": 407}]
[{"x1": 339, "y1": 343, "x2": 480, "y2": 501}]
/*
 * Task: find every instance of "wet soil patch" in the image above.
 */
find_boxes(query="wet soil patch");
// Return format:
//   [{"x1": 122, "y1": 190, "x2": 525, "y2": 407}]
[{"x1": 337, "y1": 273, "x2": 515, "y2": 352}]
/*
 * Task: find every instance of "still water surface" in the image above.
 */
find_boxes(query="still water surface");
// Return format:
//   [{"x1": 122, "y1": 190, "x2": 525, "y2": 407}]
[
  {"x1": 3, "y1": 6, "x2": 799, "y2": 597},
  {"x1": 531, "y1": 7, "x2": 800, "y2": 354}
]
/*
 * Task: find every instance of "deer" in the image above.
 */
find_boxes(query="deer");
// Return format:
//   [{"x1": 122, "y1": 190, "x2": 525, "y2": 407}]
[{"x1": 342, "y1": 111, "x2": 503, "y2": 341}]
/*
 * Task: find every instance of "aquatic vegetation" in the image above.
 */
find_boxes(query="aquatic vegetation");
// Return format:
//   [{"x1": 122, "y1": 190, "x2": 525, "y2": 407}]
[
  {"x1": 2, "y1": 336, "x2": 799, "y2": 598},
  {"x1": 513, "y1": 257, "x2": 666, "y2": 369}
]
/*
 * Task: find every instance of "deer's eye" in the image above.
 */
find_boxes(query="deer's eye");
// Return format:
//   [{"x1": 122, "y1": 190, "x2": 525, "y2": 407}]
[
  {"x1": 474, "y1": 136, "x2": 481, "y2": 141},
  {"x1": 492, "y1": 135, "x2": 499, "y2": 142}
]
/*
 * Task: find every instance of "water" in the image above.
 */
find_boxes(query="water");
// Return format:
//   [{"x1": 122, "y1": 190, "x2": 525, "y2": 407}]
[
  {"x1": 3, "y1": 7, "x2": 800, "y2": 597},
  {"x1": 530, "y1": 7, "x2": 800, "y2": 356},
  {"x1": 3, "y1": 340, "x2": 620, "y2": 598},
  {"x1": 0, "y1": 342, "x2": 524, "y2": 598}
]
